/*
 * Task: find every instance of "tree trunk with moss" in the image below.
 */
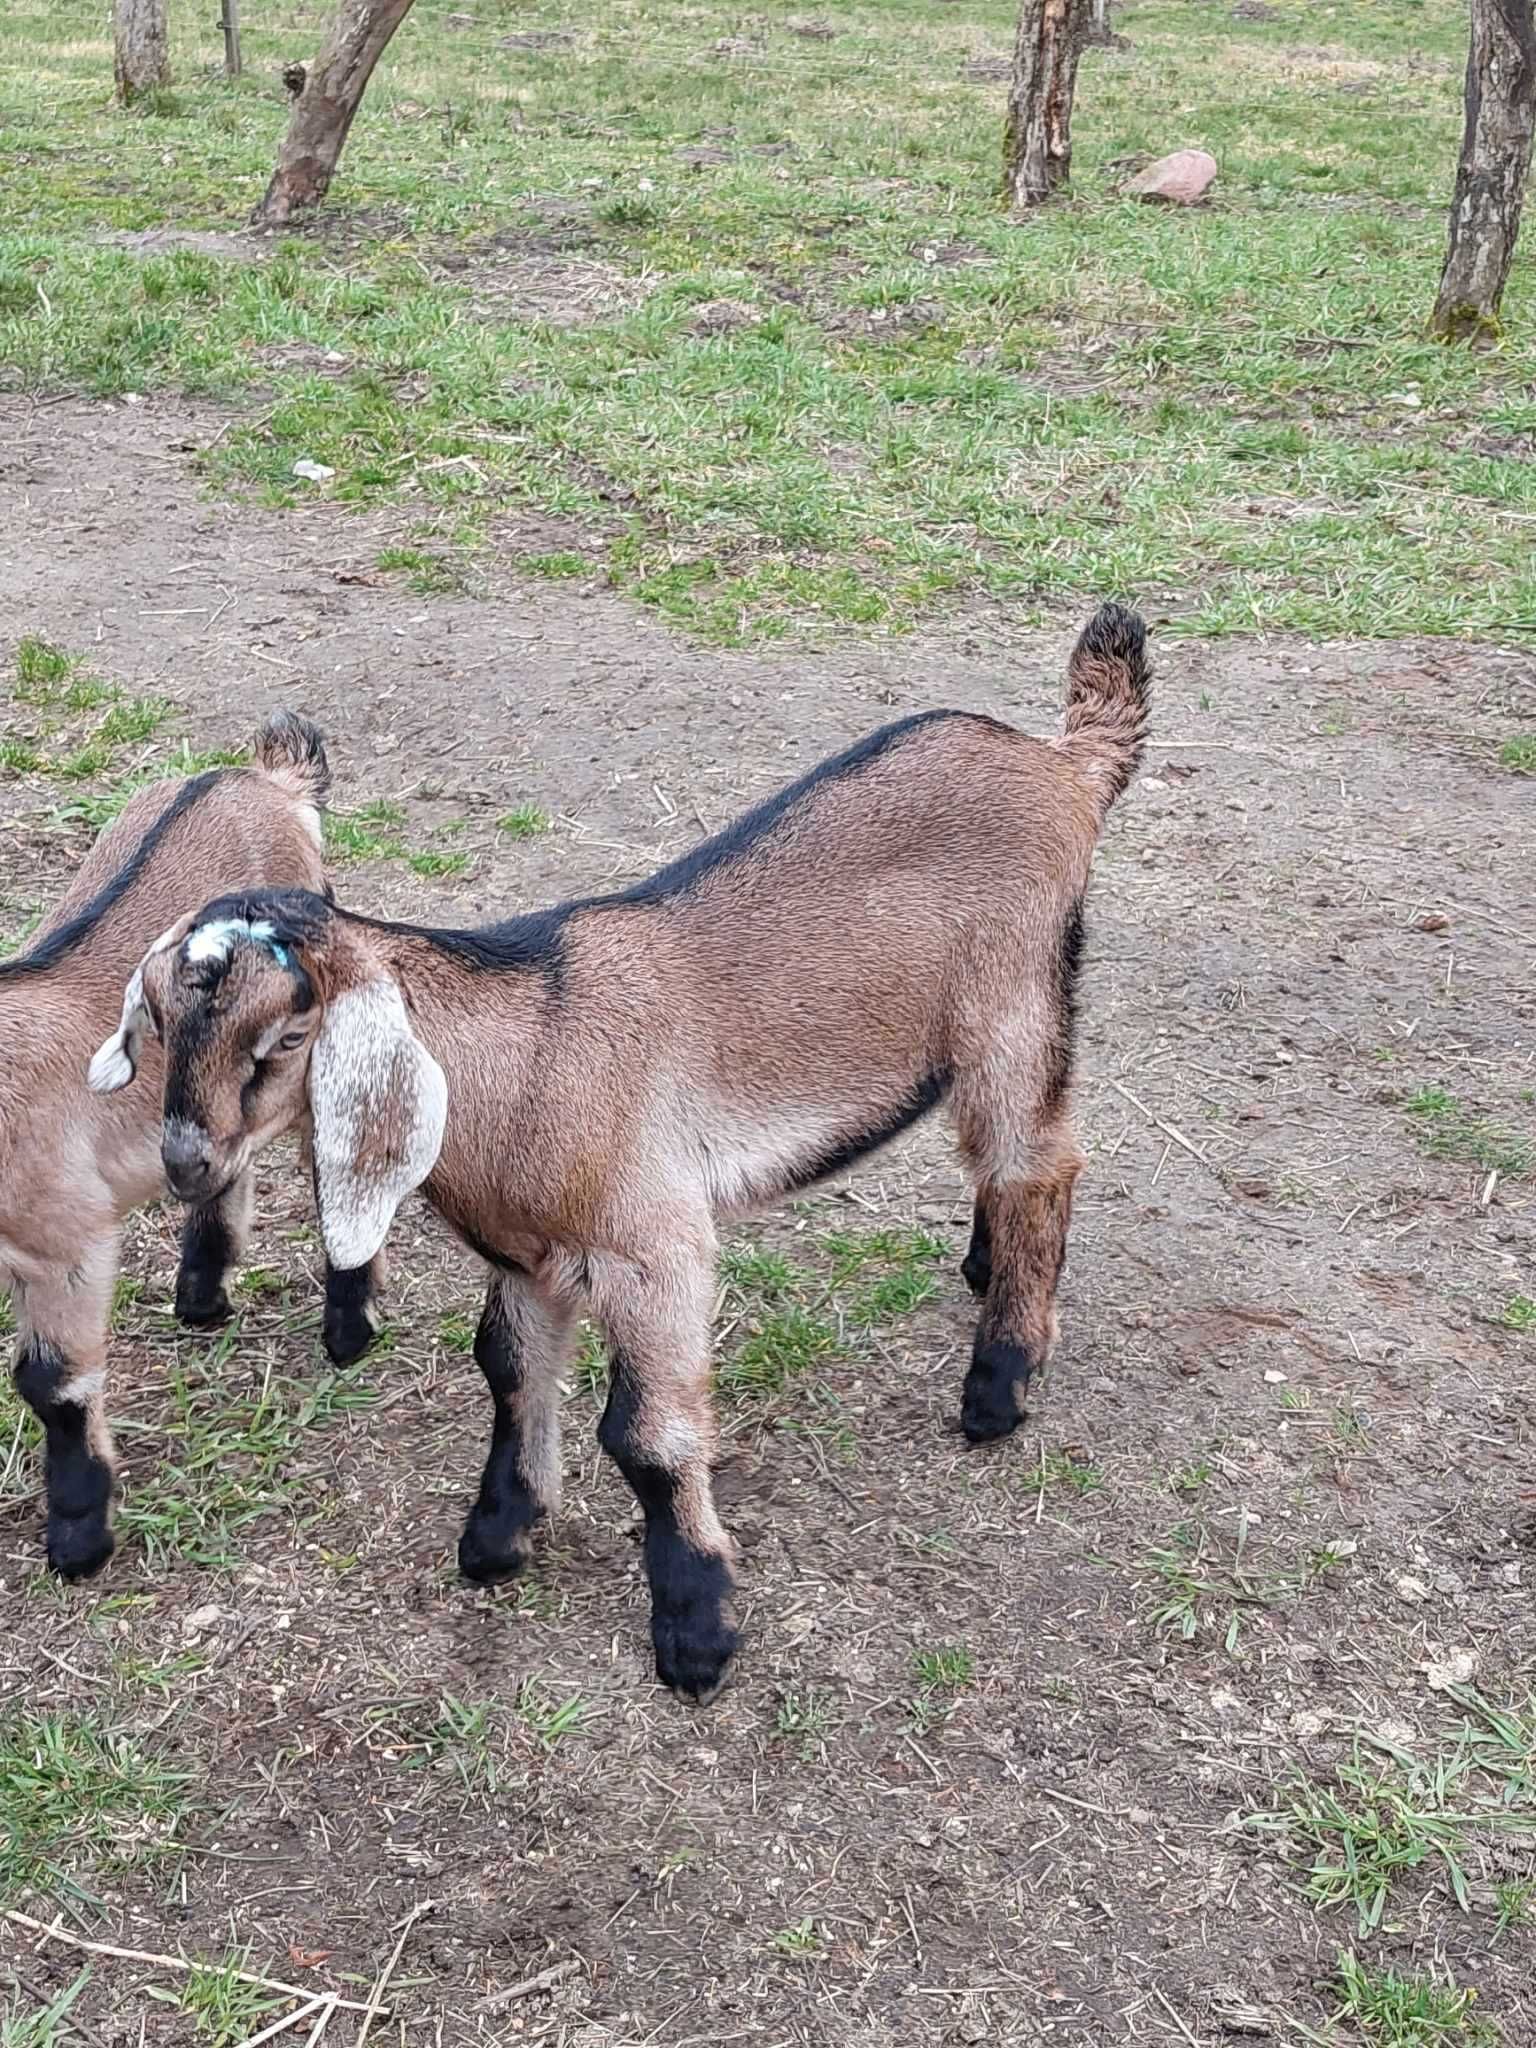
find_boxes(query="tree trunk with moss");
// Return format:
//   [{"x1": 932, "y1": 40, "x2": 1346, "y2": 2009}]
[
  {"x1": 1431, "y1": 0, "x2": 1536, "y2": 343},
  {"x1": 253, "y1": 0, "x2": 418, "y2": 226},
  {"x1": 113, "y1": 0, "x2": 170, "y2": 104},
  {"x1": 1002, "y1": 0, "x2": 1091, "y2": 208}
]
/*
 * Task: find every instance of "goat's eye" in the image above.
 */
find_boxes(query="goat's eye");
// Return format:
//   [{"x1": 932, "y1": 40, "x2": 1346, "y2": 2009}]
[{"x1": 276, "y1": 1029, "x2": 308, "y2": 1053}]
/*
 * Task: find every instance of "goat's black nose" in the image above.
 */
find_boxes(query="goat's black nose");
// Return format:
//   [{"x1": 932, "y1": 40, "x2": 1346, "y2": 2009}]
[{"x1": 162, "y1": 1124, "x2": 212, "y2": 1199}]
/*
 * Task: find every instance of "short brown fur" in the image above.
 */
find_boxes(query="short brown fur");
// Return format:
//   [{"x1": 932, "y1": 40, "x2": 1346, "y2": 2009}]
[{"x1": 117, "y1": 604, "x2": 1150, "y2": 1696}]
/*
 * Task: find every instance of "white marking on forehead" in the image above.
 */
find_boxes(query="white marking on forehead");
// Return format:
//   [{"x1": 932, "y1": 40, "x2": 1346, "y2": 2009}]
[{"x1": 183, "y1": 917, "x2": 279, "y2": 965}]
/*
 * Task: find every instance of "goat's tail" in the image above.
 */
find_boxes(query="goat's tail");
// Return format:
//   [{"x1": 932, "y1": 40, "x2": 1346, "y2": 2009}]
[
  {"x1": 253, "y1": 711, "x2": 331, "y2": 808},
  {"x1": 1060, "y1": 602, "x2": 1150, "y2": 808}
]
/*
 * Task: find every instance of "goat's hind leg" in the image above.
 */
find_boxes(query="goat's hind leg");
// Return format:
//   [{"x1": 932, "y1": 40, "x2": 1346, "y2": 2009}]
[
  {"x1": 14, "y1": 1244, "x2": 118, "y2": 1579},
  {"x1": 458, "y1": 1272, "x2": 572, "y2": 1583},
  {"x1": 175, "y1": 1169, "x2": 254, "y2": 1327}
]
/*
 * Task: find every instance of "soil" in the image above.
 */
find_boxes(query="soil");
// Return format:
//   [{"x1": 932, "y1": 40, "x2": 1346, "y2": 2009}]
[{"x1": 0, "y1": 392, "x2": 1533, "y2": 2044}]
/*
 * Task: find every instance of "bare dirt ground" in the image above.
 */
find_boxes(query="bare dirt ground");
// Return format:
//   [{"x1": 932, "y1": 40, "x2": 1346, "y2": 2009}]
[{"x1": 1, "y1": 393, "x2": 1533, "y2": 2044}]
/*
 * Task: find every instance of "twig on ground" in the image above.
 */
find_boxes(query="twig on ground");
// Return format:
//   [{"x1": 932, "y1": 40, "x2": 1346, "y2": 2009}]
[
  {"x1": 480, "y1": 1958, "x2": 583, "y2": 2012},
  {"x1": 356, "y1": 1900, "x2": 437, "y2": 2046},
  {"x1": 2, "y1": 1912, "x2": 375, "y2": 2015}
]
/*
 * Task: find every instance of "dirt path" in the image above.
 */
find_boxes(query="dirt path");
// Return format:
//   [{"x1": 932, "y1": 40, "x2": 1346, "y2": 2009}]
[{"x1": 1, "y1": 392, "x2": 1534, "y2": 2044}]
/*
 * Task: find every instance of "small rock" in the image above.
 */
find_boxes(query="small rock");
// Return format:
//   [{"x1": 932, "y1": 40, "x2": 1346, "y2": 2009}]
[
  {"x1": 291, "y1": 458, "x2": 335, "y2": 483},
  {"x1": 1423, "y1": 1647, "x2": 1477, "y2": 1691},
  {"x1": 1263, "y1": 1369, "x2": 1287, "y2": 1384},
  {"x1": 1125, "y1": 149, "x2": 1218, "y2": 206},
  {"x1": 1395, "y1": 1574, "x2": 1431, "y2": 1604},
  {"x1": 184, "y1": 1604, "x2": 225, "y2": 1636},
  {"x1": 1415, "y1": 912, "x2": 1451, "y2": 932}
]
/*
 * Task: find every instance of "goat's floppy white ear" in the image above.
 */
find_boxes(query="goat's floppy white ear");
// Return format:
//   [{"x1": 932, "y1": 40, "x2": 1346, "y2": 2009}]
[
  {"x1": 309, "y1": 979, "x2": 447, "y2": 1269},
  {"x1": 87, "y1": 915, "x2": 196, "y2": 1093}
]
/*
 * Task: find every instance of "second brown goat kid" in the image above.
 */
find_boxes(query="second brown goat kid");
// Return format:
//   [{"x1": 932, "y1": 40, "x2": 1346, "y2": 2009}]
[{"x1": 91, "y1": 603, "x2": 1150, "y2": 1698}]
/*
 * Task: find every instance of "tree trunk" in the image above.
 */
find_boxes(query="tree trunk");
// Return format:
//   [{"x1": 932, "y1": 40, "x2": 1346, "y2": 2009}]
[
  {"x1": 1431, "y1": 0, "x2": 1536, "y2": 343},
  {"x1": 1003, "y1": 0, "x2": 1090, "y2": 209},
  {"x1": 253, "y1": 0, "x2": 418, "y2": 227},
  {"x1": 113, "y1": 0, "x2": 170, "y2": 105}
]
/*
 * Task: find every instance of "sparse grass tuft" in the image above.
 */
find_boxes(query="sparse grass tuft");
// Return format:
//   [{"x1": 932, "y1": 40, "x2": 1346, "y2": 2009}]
[
  {"x1": 497, "y1": 803, "x2": 552, "y2": 839},
  {"x1": 1405, "y1": 1088, "x2": 1532, "y2": 1177},
  {"x1": 913, "y1": 1644, "x2": 974, "y2": 1691},
  {"x1": 1321, "y1": 1952, "x2": 1499, "y2": 2045},
  {"x1": 0, "y1": 1971, "x2": 92, "y2": 2048},
  {"x1": 1497, "y1": 737, "x2": 1536, "y2": 775},
  {"x1": 513, "y1": 1678, "x2": 589, "y2": 1749},
  {"x1": 1500, "y1": 1295, "x2": 1535, "y2": 1332},
  {"x1": 407, "y1": 849, "x2": 468, "y2": 878},
  {"x1": 146, "y1": 1953, "x2": 283, "y2": 2046}
]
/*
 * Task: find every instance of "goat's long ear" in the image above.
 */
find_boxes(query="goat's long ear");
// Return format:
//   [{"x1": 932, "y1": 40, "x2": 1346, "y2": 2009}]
[
  {"x1": 309, "y1": 979, "x2": 447, "y2": 1269},
  {"x1": 87, "y1": 914, "x2": 196, "y2": 1092}
]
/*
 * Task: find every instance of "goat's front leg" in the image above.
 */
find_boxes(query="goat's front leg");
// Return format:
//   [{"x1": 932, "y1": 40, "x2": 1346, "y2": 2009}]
[
  {"x1": 174, "y1": 1169, "x2": 254, "y2": 1327},
  {"x1": 590, "y1": 1243, "x2": 738, "y2": 1702},
  {"x1": 458, "y1": 1271, "x2": 573, "y2": 1583},
  {"x1": 13, "y1": 1244, "x2": 118, "y2": 1580}
]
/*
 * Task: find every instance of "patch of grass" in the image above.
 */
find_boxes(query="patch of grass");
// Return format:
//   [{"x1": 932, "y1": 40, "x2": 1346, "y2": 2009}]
[
  {"x1": 1498, "y1": 737, "x2": 1536, "y2": 775},
  {"x1": 407, "y1": 849, "x2": 468, "y2": 878},
  {"x1": 105, "y1": 1347, "x2": 381, "y2": 1569},
  {"x1": 512, "y1": 1678, "x2": 589, "y2": 1749},
  {"x1": 719, "y1": 1243, "x2": 802, "y2": 1302},
  {"x1": 1319, "y1": 1952, "x2": 1499, "y2": 2046},
  {"x1": 1405, "y1": 1088, "x2": 1533, "y2": 1177},
  {"x1": 769, "y1": 1918, "x2": 825, "y2": 1960},
  {"x1": 1500, "y1": 1295, "x2": 1535, "y2": 1331},
  {"x1": 0, "y1": 908, "x2": 42, "y2": 960},
  {"x1": 1493, "y1": 1877, "x2": 1535, "y2": 1936},
  {"x1": 0, "y1": 1971, "x2": 92, "y2": 2048},
  {"x1": 718, "y1": 1305, "x2": 839, "y2": 1397},
  {"x1": 13, "y1": 636, "x2": 76, "y2": 700},
  {"x1": 571, "y1": 1322, "x2": 608, "y2": 1395},
  {"x1": 375, "y1": 544, "x2": 469, "y2": 596},
  {"x1": 914, "y1": 1644, "x2": 974, "y2": 1691},
  {"x1": 323, "y1": 811, "x2": 402, "y2": 862},
  {"x1": 438, "y1": 1310, "x2": 478, "y2": 1352},
  {"x1": 3, "y1": 0, "x2": 1532, "y2": 645},
  {"x1": 1038, "y1": 1447, "x2": 1104, "y2": 1496},
  {"x1": 496, "y1": 803, "x2": 552, "y2": 839},
  {"x1": 146, "y1": 1954, "x2": 282, "y2": 2046},
  {"x1": 1250, "y1": 1692, "x2": 1536, "y2": 1936},
  {"x1": 773, "y1": 1685, "x2": 839, "y2": 1755},
  {"x1": 521, "y1": 551, "x2": 591, "y2": 581},
  {"x1": 1135, "y1": 1515, "x2": 1300, "y2": 1650},
  {"x1": 0, "y1": 1712, "x2": 192, "y2": 1903}
]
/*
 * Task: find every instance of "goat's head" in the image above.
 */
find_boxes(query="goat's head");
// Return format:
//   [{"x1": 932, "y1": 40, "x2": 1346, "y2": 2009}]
[{"x1": 89, "y1": 890, "x2": 445, "y2": 1269}]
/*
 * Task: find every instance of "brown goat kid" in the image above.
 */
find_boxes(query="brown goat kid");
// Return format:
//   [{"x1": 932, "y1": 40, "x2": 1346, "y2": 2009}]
[
  {"x1": 93, "y1": 605, "x2": 1150, "y2": 1698},
  {"x1": 3, "y1": 713, "x2": 380, "y2": 1583}
]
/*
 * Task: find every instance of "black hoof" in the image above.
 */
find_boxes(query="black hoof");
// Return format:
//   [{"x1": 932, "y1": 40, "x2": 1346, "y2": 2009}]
[
  {"x1": 961, "y1": 1337, "x2": 1035, "y2": 1443},
  {"x1": 458, "y1": 1514, "x2": 534, "y2": 1585},
  {"x1": 653, "y1": 1603, "x2": 739, "y2": 1702},
  {"x1": 48, "y1": 1515, "x2": 115, "y2": 1582},
  {"x1": 323, "y1": 1305, "x2": 377, "y2": 1367},
  {"x1": 176, "y1": 1283, "x2": 233, "y2": 1329}
]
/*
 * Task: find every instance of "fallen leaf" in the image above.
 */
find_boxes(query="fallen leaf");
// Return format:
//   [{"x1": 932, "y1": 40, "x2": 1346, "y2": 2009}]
[{"x1": 288, "y1": 1945, "x2": 333, "y2": 1970}]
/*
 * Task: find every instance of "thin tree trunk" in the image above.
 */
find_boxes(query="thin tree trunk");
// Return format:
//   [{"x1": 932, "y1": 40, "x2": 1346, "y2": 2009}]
[
  {"x1": 1431, "y1": 0, "x2": 1536, "y2": 343},
  {"x1": 253, "y1": 0, "x2": 418, "y2": 226},
  {"x1": 1002, "y1": 0, "x2": 1090, "y2": 209},
  {"x1": 113, "y1": 0, "x2": 170, "y2": 105}
]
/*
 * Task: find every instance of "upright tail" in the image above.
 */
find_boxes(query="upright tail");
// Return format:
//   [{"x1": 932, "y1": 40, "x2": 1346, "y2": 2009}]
[
  {"x1": 1061, "y1": 602, "x2": 1150, "y2": 807},
  {"x1": 253, "y1": 711, "x2": 331, "y2": 808}
]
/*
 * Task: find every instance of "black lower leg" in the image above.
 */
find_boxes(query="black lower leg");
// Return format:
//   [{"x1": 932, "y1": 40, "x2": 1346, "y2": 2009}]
[
  {"x1": 15, "y1": 1339, "x2": 114, "y2": 1580},
  {"x1": 323, "y1": 1260, "x2": 379, "y2": 1365},
  {"x1": 175, "y1": 1202, "x2": 236, "y2": 1326},
  {"x1": 458, "y1": 1290, "x2": 543, "y2": 1584},
  {"x1": 597, "y1": 1357, "x2": 737, "y2": 1701},
  {"x1": 962, "y1": 1328, "x2": 1037, "y2": 1443},
  {"x1": 961, "y1": 1201, "x2": 993, "y2": 1298}
]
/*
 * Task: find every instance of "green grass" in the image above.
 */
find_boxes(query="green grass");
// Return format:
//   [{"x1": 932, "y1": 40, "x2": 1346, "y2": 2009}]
[
  {"x1": 1317, "y1": 1953, "x2": 1499, "y2": 2046},
  {"x1": 1500, "y1": 1295, "x2": 1535, "y2": 1332},
  {"x1": 913, "y1": 1644, "x2": 974, "y2": 1690},
  {"x1": 407, "y1": 849, "x2": 468, "y2": 878},
  {"x1": 88, "y1": 1345, "x2": 381, "y2": 1570},
  {"x1": 0, "y1": 1712, "x2": 192, "y2": 1903},
  {"x1": 0, "y1": 1972, "x2": 92, "y2": 2048},
  {"x1": 497, "y1": 803, "x2": 552, "y2": 839},
  {"x1": 1405, "y1": 1088, "x2": 1533, "y2": 1177},
  {"x1": 145, "y1": 1955, "x2": 284, "y2": 2046},
  {"x1": 1498, "y1": 737, "x2": 1536, "y2": 774},
  {"x1": 1248, "y1": 1691, "x2": 1536, "y2": 1936},
  {"x1": 718, "y1": 1305, "x2": 840, "y2": 1397},
  {"x1": 1, "y1": 0, "x2": 1531, "y2": 643}
]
